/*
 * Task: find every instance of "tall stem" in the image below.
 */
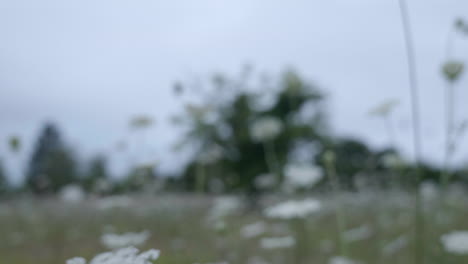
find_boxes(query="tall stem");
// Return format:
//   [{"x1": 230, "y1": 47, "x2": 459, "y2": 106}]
[
  {"x1": 397, "y1": 1, "x2": 424, "y2": 264},
  {"x1": 441, "y1": 81, "x2": 454, "y2": 190},
  {"x1": 441, "y1": 29, "x2": 456, "y2": 191},
  {"x1": 324, "y1": 151, "x2": 347, "y2": 258}
]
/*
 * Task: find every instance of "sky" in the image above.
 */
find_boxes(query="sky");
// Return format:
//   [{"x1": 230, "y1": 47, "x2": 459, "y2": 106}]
[{"x1": 1, "y1": 0, "x2": 467, "y2": 184}]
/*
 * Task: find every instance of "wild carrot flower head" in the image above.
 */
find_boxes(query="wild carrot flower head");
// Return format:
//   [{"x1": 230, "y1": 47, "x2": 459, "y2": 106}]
[
  {"x1": 283, "y1": 164, "x2": 323, "y2": 189},
  {"x1": 101, "y1": 231, "x2": 150, "y2": 250},
  {"x1": 250, "y1": 116, "x2": 283, "y2": 142},
  {"x1": 442, "y1": 60, "x2": 464, "y2": 82},
  {"x1": 66, "y1": 247, "x2": 160, "y2": 264},
  {"x1": 260, "y1": 236, "x2": 295, "y2": 249},
  {"x1": 441, "y1": 231, "x2": 468, "y2": 254},
  {"x1": 264, "y1": 199, "x2": 321, "y2": 219}
]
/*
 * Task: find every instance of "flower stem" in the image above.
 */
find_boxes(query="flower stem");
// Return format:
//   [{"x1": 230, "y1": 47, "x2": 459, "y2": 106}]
[{"x1": 397, "y1": 1, "x2": 424, "y2": 263}]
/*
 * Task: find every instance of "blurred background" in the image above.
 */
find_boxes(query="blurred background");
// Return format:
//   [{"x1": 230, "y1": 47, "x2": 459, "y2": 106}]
[{"x1": 0, "y1": 1, "x2": 468, "y2": 264}]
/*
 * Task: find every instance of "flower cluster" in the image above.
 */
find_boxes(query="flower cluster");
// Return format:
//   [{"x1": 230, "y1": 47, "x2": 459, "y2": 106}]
[
  {"x1": 101, "y1": 231, "x2": 150, "y2": 249},
  {"x1": 250, "y1": 116, "x2": 283, "y2": 142},
  {"x1": 441, "y1": 231, "x2": 468, "y2": 254},
  {"x1": 264, "y1": 199, "x2": 321, "y2": 219},
  {"x1": 66, "y1": 247, "x2": 160, "y2": 264}
]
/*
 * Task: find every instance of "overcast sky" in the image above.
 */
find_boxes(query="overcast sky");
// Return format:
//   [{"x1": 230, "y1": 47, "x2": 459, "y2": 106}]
[{"x1": 1, "y1": 0, "x2": 467, "y2": 183}]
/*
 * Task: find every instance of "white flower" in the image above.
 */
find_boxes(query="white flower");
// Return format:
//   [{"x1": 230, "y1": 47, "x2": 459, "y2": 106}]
[
  {"x1": 97, "y1": 196, "x2": 132, "y2": 210},
  {"x1": 250, "y1": 117, "x2": 283, "y2": 142},
  {"x1": 209, "y1": 196, "x2": 242, "y2": 220},
  {"x1": 260, "y1": 236, "x2": 295, "y2": 249},
  {"x1": 101, "y1": 231, "x2": 150, "y2": 249},
  {"x1": 419, "y1": 181, "x2": 439, "y2": 201},
  {"x1": 329, "y1": 256, "x2": 358, "y2": 264},
  {"x1": 241, "y1": 221, "x2": 267, "y2": 239},
  {"x1": 67, "y1": 257, "x2": 86, "y2": 264},
  {"x1": 283, "y1": 164, "x2": 323, "y2": 189},
  {"x1": 441, "y1": 231, "x2": 468, "y2": 254},
  {"x1": 66, "y1": 247, "x2": 160, "y2": 264},
  {"x1": 59, "y1": 185, "x2": 85, "y2": 203},
  {"x1": 264, "y1": 199, "x2": 321, "y2": 219}
]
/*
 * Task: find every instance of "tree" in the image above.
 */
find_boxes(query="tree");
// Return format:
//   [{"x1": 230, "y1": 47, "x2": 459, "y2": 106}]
[
  {"x1": 0, "y1": 159, "x2": 8, "y2": 195},
  {"x1": 26, "y1": 123, "x2": 78, "y2": 194},
  {"x1": 83, "y1": 155, "x2": 109, "y2": 192},
  {"x1": 173, "y1": 69, "x2": 328, "y2": 193}
]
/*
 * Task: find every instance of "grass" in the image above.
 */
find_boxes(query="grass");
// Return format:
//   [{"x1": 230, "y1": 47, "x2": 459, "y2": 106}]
[{"x1": 1, "y1": 189, "x2": 468, "y2": 264}]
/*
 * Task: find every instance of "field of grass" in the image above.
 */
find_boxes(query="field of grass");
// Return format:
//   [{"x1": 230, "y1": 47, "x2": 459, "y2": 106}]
[{"x1": 1, "y1": 188, "x2": 468, "y2": 264}]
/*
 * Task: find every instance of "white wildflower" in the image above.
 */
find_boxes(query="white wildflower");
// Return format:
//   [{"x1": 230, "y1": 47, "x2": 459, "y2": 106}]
[
  {"x1": 419, "y1": 181, "x2": 439, "y2": 201},
  {"x1": 241, "y1": 221, "x2": 267, "y2": 239},
  {"x1": 329, "y1": 256, "x2": 358, "y2": 264},
  {"x1": 250, "y1": 117, "x2": 283, "y2": 142},
  {"x1": 260, "y1": 236, "x2": 295, "y2": 249},
  {"x1": 59, "y1": 185, "x2": 85, "y2": 203},
  {"x1": 97, "y1": 196, "x2": 132, "y2": 210},
  {"x1": 283, "y1": 164, "x2": 323, "y2": 189},
  {"x1": 101, "y1": 231, "x2": 150, "y2": 249},
  {"x1": 441, "y1": 231, "x2": 468, "y2": 254},
  {"x1": 264, "y1": 199, "x2": 321, "y2": 219},
  {"x1": 67, "y1": 257, "x2": 86, "y2": 264},
  {"x1": 66, "y1": 247, "x2": 160, "y2": 264},
  {"x1": 209, "y1": 196, "x2": 242, "y2": 220}
]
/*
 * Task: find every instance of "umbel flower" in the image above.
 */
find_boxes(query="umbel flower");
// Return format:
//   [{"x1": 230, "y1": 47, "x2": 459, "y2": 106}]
[
  {"x1": 66, "y1": 247, "x2": 160, "y2": 264},
  {"x1": 442, "y1": 60, "x2": 464, "y2": 82},
  {"x1": 264, "y1": 198, "x2": 321, "y2": 219},
  {"x1": 283, "y1": 164, "x2": 323, "y2": 189},
  {"x1": 250, "y1": 116, "x2": 283, "y2": 142},
  {"x1": 260, "y1": 236, "x2": 296, "y2": 249},
  {"x1": 441, "y1": 231, "x2": 468, "y2": 254},
  {"x1": 101, "y1": 231, "x2": 150, "y2": 249}
]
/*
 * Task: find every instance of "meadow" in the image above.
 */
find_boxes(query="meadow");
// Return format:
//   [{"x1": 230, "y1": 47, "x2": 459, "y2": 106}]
[{"x1": 1, "y1": 186, "x2": 468, "y2": 264}]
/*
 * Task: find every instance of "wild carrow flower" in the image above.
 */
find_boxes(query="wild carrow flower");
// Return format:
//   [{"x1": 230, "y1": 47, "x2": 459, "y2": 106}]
[
  {"x1": 329, "y1": 256, "x2": 358, "y2": 264},
  {"x1": 66, "y1": 247, "x2": 160, "y2": 264},
  {"x1": 260, "y1": 236, "x2": 295, "y2": 249},
  {"x1": 209, "y1": 196, "x2": 242, "y2": 220},
  {"x1": 250, "y1": 116, "x2": 283, "y2": 142},
  {"x1": 442, "y1": 61, "x2": 464, "y2": 82},
  {"x1": 59, "y1": 185, "x2": 86, "y2": 203},
  {"x1": 101, "y1": 231, "x2": 150, "y2": 249},
  {"x1": 283, "y1": 164, "x2": 323, "y2": 189},
  {"x1": 441, "y1": 231, "x2": 468, "y2": 254},
  {"x1": 264, "y1": 199, "x2": 321, "y2": 219},
  {"x1": 240, "y1": 221, "x2": 267, "y2": 239}
]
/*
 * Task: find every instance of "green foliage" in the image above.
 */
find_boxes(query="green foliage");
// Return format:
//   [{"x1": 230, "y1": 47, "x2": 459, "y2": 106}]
[
  {"x1": 0, "y1": 159, "x2": 9, "y2": 195},
  {"x1": 175, "y1": 70, "x2": 328, "y2": 193},
  {"x1": 25, "y1": 123, "x2": 78, "y2": 194},
  {"x1": 82, "y1": 155, "x2": 109, "y2": 192},
  {"x1": 8, "y1": 136, "x2": 21, "y2": 153}
]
